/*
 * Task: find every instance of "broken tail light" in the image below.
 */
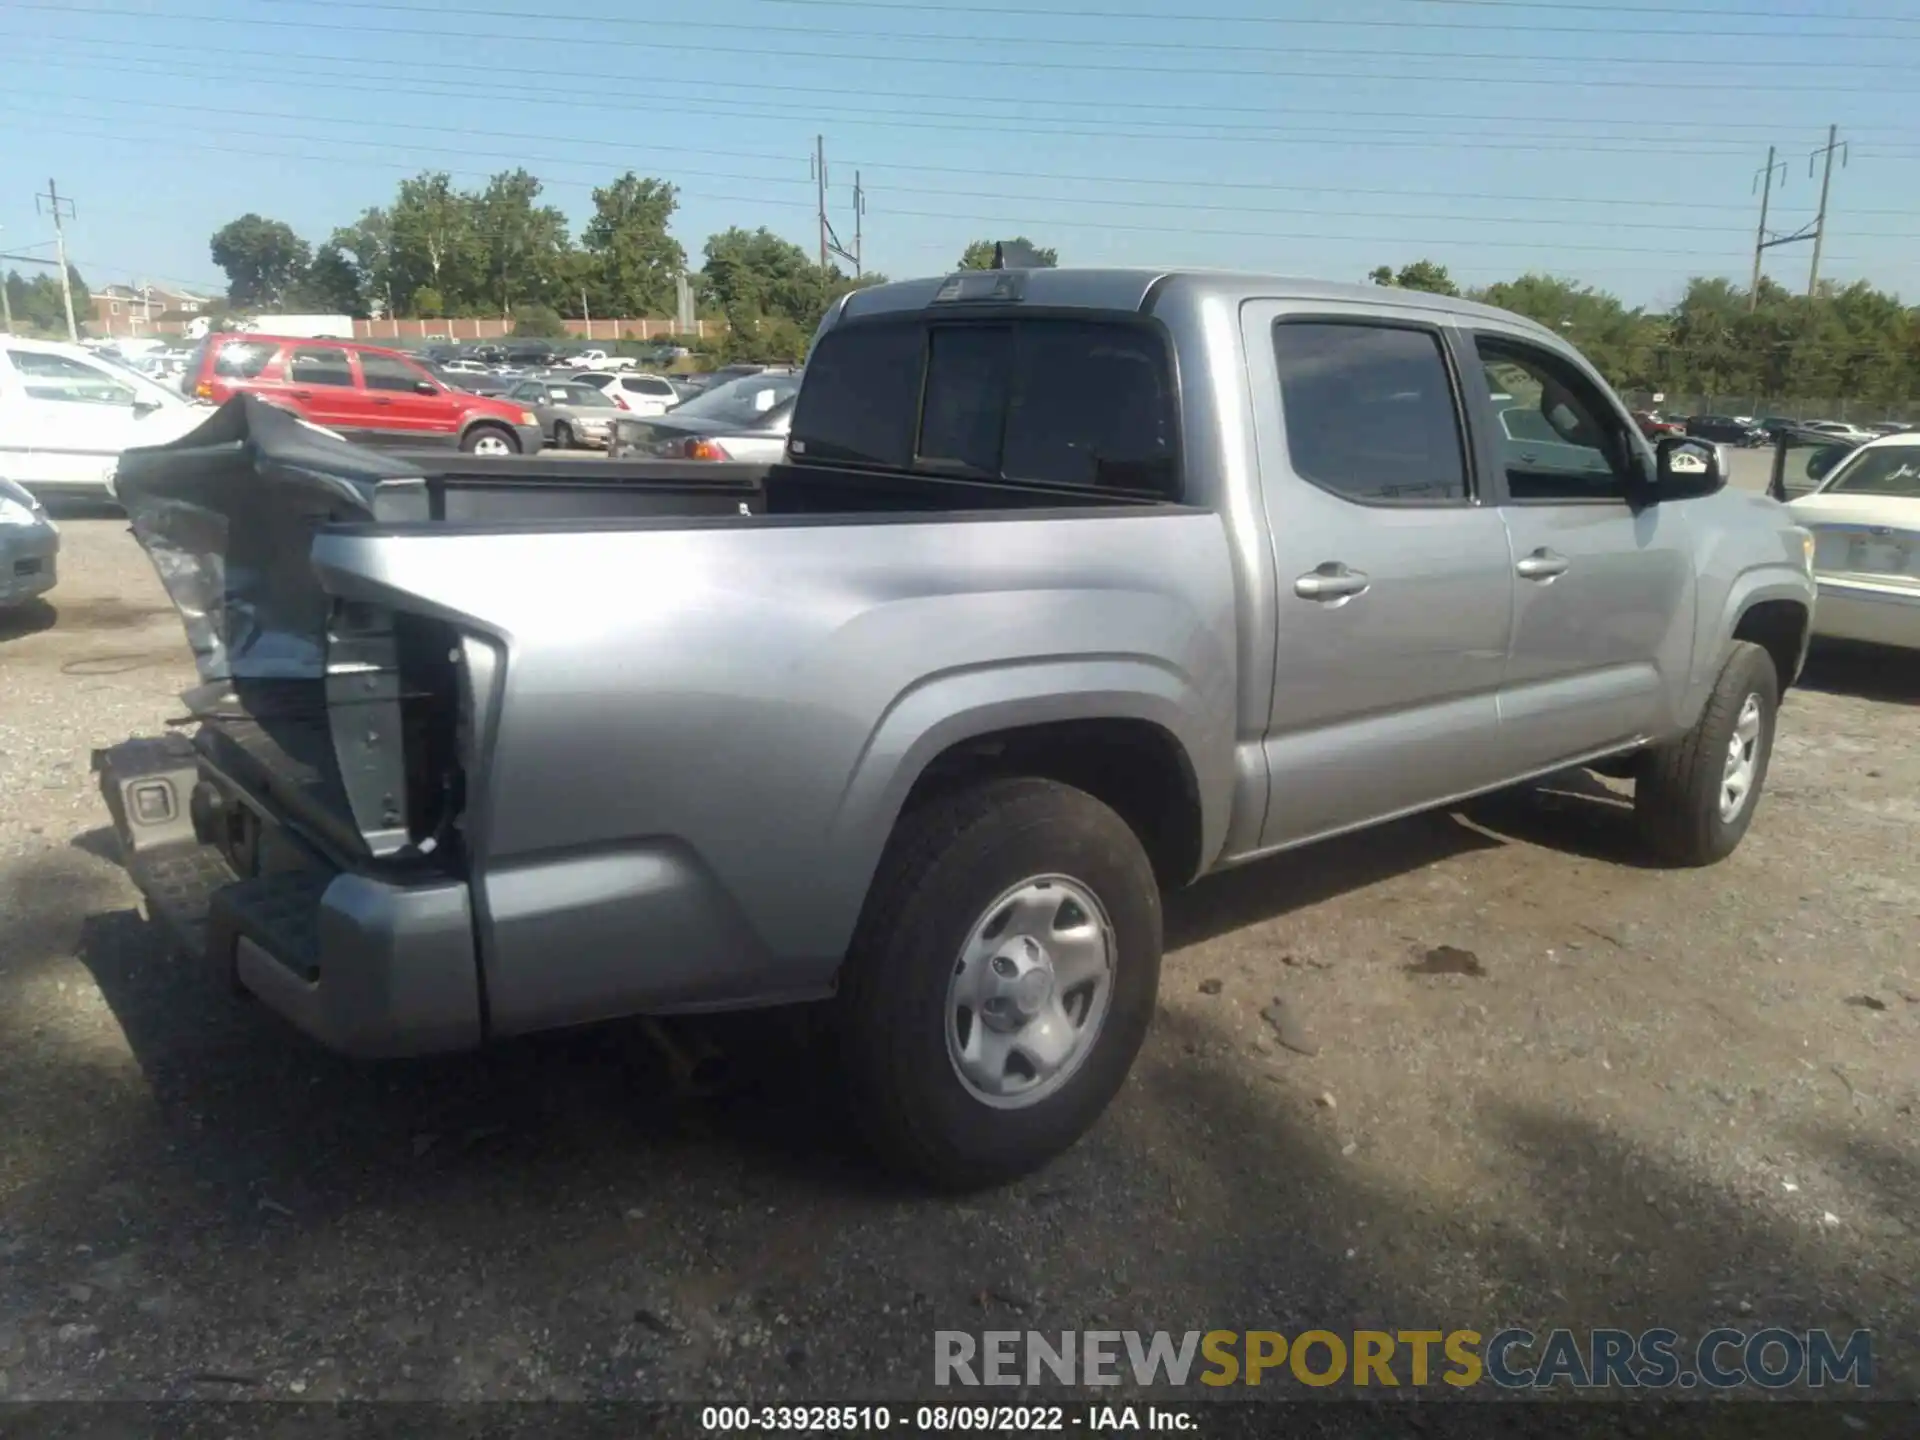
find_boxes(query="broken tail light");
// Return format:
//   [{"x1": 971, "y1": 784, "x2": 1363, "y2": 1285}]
[{"x1": 686, "y1": 438, "x2": 730, "y2": 461}]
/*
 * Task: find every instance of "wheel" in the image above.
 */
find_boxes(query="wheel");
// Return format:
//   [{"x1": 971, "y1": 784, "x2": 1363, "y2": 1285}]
[
  {"x1": 1635, "y1": 641, "x2": 1780, "y2": 866},
  {"x1": 554, "y1": 421, "x2": 574, "y2": 449},
  {"x1": 461, "y1": 424, "x2": 518, "y2": 456},
  {"x1": 838, "y1": 776, "x2": 1162, "y2": 1191}
]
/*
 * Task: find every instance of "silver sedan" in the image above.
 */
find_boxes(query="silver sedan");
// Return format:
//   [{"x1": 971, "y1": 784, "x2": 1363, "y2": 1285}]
[
  {"x1": 0, "y1": 475, "x2": 58, "y2": 608},
  {"x1": 503, "y1": 380, "x2": 622, "y2": 450}
]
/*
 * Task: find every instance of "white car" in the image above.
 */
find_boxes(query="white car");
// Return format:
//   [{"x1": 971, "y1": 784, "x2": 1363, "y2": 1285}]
[
  {"x1": 1804, "y1": 419, "x2": 1878, "y2": 444},
  {"x1": 569, "y1": 370, "x2": 681, "y2": 417},
  {"x1": 1787, "y1": 432, "x2": 1920, "y2": 651},
  {"x1": 0, "y1": 337, "x2": 215, "y2": 501},
  {"x1": 567, "y1": 349, "x2": 625, "y2": 371}
]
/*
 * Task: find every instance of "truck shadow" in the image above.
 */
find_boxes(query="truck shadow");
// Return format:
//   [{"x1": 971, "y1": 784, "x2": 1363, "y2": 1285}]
[
  {"x1": 0, "y1": 894, "x2": 1909, "y2": 1405},
  {"x1": 1796, "y1": 640, "x2": 1920, "y2": 705}
]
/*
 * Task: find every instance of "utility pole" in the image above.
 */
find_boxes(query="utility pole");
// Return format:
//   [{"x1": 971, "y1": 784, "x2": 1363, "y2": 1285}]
[
  {"x1": 0, "y1": 226, "x2": 11, "y2": 335},
  {"x1": 852, "y1": 170, "x2": 866, "y2": 278},
  {"x1": 1806, "y1": 124, "x2": 1847, "y2": 299},
  {"x1": 812, "y1": 135, "x2": 829, "y2": 269},
  {"x1": 35, "y1": 178, "x2": 79, "y2": 341},
  {"x1": 1747, "y1": 145, "x2": 1784, "y2": 313}
]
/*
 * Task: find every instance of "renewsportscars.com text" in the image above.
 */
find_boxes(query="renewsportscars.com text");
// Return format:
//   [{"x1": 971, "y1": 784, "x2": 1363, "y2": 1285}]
[{"x1": 934, "y1": 1328, "x2": 1872, "y2": 1390}]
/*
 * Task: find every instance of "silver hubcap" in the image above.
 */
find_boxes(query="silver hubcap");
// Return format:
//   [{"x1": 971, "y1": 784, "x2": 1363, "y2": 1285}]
[
  {"x1": 1719, "y1": 692, "x2": 1764, "y2": 822},
  {"x1": 471, "y1": 434, "x2": 511, "y2": 456},
  {"x1": 945, "y1": 875, "x2": 1115, "y2": 1110}
]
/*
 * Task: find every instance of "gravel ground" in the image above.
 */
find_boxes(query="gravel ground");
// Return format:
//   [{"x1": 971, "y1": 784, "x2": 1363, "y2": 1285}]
[{"x1": 1, "y1": 508, "x2": 1915, "y2": 1420}]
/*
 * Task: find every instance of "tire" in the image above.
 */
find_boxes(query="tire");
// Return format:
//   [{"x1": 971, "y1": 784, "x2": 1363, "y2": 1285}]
[
  {"x1": 554, "y1": 422, "x2": 574, "y2": 450},
  {"x1": 839, "y1": 776, "x2": 1162, "y2": 1191},
  {"x1": 1635, "y1": 640, "x2": 1779, "y2": 866},
  {"x1": 461, "y1": 423, "x2": 519, "y2": 456}
]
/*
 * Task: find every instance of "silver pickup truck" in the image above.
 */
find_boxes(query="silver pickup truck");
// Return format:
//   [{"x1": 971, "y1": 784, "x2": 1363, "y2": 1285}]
[{"x1": 97, "y1": 269, "x2": 1816, "y2": 1189}]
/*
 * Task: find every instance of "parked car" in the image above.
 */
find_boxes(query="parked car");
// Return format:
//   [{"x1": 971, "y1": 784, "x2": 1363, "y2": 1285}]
[
  {"x1": 570, "y1": 370, "x2": 682, "y2": 417},
  {"x1": 99, "y1": 269, "x2": 1814, "y2": 1190},
  {"x1": 503, "y1": 344, "x2": 561, "y2": 368},
  {"x1": 0, "y1": 335, "x2": 214, "y2": 501},
  {"x1": 1864, "y1": 421, "x2": 1912, "y2": 437},
  {"x1": 608, "y1": 368, "x2": 801, "y2": 462},
  {"x1": 1758, "y1": 416, "x2": 1800, "y2": 439},
  {"x1": 0, "y1": 474, "x2": 58, "y2": 607},
  {"x1": 565, "y1": 349, "x2": 620, "y2": 371},
  {"x1": 504, "y1": 378, "x2": 621, "y2": 449},
  {"x1": 182, "y1": 334, "x2": 543, "y2": 455},
  {"x1": 1631, "y1": 410, "x2": 1685, "y2": 440},
  {"x1": 1685, "y1": 414, "x2": 1767, "y2": 447},
  {"x1": 1803, "y1": 419, "x2": 1878, "y2": 444},
  {"x1": 1782, "y1": 431, "x2": 1920, "y2": 651}
]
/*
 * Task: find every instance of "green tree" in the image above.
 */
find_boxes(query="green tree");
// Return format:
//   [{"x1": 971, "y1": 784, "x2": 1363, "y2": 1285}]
[
  {"x1": 4, "y1": 267, "x2": 89, "y2": 335},
  {"x1": 325, "y1": 208, "x2": 395, "y2": 317},
  {"x1": 1369, "y1": 259, "x2": 1459, "y2": 296},
  {"x1": 209, "y1": 214, "x2": 312, "y2": 307},
  {"x1": 389, "y1": 173, "x2": 482, "y2": 315},
  {"x1": 296, "y1": 243, "x2": 364, "y2": 313},
  {"x1": 957, "y1": 237, "x2": 1058, "y2": 270},
  {"x1": 581, "y1": 172, "x2": 685, "y2": 318},
  {"x1": 477, "y1": 168, "x2": 571, "y2": 316},
  {"x1": 1472, "y1": 273, "x2": 1662, "y2": 390},
  {"x1": 411, "y1": 285, "x2": 446, "y2": 319},
  {"x1": 510, "y1": 303, "x2": 568, "y2": 339}
]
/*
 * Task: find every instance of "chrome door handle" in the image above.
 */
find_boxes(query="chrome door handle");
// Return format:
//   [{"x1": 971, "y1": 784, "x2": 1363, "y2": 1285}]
[
  {"x1": 1515, "y1": 548, "x2": 1570, "y2": 580},
  {"x1": 1294, "y1": 563, "x2": 1371, "y2": 601}
]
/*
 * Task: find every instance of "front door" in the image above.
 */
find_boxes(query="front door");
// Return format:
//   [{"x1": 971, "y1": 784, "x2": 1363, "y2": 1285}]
[
  {"x1": 1460, "y1": 331, "x2": 1697, "y2": 769},
  {"x1": 7, "y1": 348, "x2": 147, "y2": 490},
  {"x1": 1242, "y1": 303, "x2": 1516, "y2": 849},
  {"x1": 355, "y1": 349, "x2": 462, "y2": 444}
]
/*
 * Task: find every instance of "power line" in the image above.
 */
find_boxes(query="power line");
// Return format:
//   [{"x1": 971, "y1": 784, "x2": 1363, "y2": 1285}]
[
  {"x1": 9, "y1": 92, "x2": 1913, "y2": 239},
  {"x1": 1403, "y1": 0, "x2": 1918, "y2": 18},
  {"x1": 211, "y1": 0, "x2": 1920, "y2": 69},
  {"x1": 9, "y1": 113, "x2": 1877, "y2": 267},
  {"x1": 641, "y1": 0, "x2": 1920, "y2": 35},
  {"x1": 13, "y1": 32, "x2": 1910, "y2": 145},
  {"x1": 12, "y1": 4, "x2": 1919, "y2": 90}
]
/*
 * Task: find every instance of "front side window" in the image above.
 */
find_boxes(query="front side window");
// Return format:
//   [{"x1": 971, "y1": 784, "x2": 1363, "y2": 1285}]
[
  {"x1": 1473, "y1": 337, "x2": 1632, "y2": 502},
  {"x1": 288, "y1": 346, "x2": 354, "y2": 388},
  {"x1": 1272, "y1": 321, "x2": 1467, "y2": 504},
  {"x1": 9, "y1": 350, "x2": 137, "y2": 406},
  {"x1": 360, "y1": 351, "x2": 432, "y2": 393}
]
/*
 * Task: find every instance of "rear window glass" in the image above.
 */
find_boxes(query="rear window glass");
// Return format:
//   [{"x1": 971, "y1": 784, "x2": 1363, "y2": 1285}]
[
  {"x1": 212, "y1": 340, "x2": 276, "y2": 379},
  {"x1": 1824, "y1": 447, "x2": 1920, "y2": 498},
  {"x1": 792, "y1": 316, "x2": 1179, "y2": 496},
  {"x1": 791, "y1": 322, "x2": 924, "y2": 467}
]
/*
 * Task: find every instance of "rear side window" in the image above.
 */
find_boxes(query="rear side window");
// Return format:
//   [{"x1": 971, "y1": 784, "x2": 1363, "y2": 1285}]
[
  {"x1": 1272, "y1": 321, "x2": 1467, "y2": 504},
  {"x1": 793, "y1": 316, "x2": 1179, "y2": 496},
  {"x1": 212, "y1": 340, "x2": 276, "y2": 380},
  {"x1": 791, "y1": 321, "x2": 924, "y2": 468},
  {"x1": 288, "y1": 346, "x2": 354, "y2": 387}
]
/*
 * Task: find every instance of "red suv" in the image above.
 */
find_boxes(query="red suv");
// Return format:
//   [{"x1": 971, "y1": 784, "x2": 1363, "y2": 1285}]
[{"x1": 183, "y1": 335, "x2": 543, "y2": 455}]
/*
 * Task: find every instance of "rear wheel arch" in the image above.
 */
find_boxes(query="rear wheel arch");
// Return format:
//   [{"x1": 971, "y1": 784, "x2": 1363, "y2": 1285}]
[{"x1": 888, "y1": 716, "x2": 1207, "y2": 892}]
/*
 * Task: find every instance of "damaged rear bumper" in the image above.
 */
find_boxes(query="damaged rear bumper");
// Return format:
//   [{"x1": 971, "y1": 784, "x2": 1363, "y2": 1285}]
[{"x1": 94, "y1": 734, "x2": 482, "y2": 1058}]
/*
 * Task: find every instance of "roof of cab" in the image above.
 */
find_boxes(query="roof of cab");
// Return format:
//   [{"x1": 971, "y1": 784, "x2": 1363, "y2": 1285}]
[{"x1": 835, "y1": 267, "x2": 1557, "y2": 341}]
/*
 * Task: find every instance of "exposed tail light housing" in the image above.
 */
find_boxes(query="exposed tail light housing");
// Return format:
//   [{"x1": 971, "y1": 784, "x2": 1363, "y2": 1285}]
[
  {"x1": 612, "y1": 391, "x2": 630, "y2": 410},
  {"x1": 195, "y1": 381, "x2": 214, "y2": 399},
  {"x1": 686, "y1": 438, "x2": 730, "y2": 461}
]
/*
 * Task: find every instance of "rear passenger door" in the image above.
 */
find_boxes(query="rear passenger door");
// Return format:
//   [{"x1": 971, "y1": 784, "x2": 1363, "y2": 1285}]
[
  {"x1": 276, "y1": 344, "x2": 362, "y2": 434},
  {"x1": 1460, "y1": 331, "x2": 1696, "y2": 769},
  {"x1": 1241, "y1": 304, "x2": 1516, "y2": 848},
  {"x1": 357, "y1": 349, "x2": 461, "y2": 443}
]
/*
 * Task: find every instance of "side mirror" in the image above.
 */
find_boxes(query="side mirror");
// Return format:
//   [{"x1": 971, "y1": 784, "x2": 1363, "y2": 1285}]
[
  {"x1": 1654, "y1": 436, "x2": 1724, "y2": 499},
  {"x1": 414, "y1": 380, "x2": 439, "y2": 395}
]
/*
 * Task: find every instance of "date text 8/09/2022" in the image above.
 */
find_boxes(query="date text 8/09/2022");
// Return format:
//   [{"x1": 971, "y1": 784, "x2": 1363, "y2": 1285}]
[{"x1": 701, "y1": 1405, "x2": 1194, "y2": 1432}]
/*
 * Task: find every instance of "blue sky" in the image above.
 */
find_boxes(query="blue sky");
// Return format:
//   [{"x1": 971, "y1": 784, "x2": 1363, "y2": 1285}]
[{"x1": 2, "y1": 0, "x2": 1917, "y2": 309}]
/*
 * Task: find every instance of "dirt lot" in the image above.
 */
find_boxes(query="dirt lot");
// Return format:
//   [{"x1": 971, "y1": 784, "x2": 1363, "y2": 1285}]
[{"x1": 1, "y1": 510, "x2": 1915, "y2": 1420}]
